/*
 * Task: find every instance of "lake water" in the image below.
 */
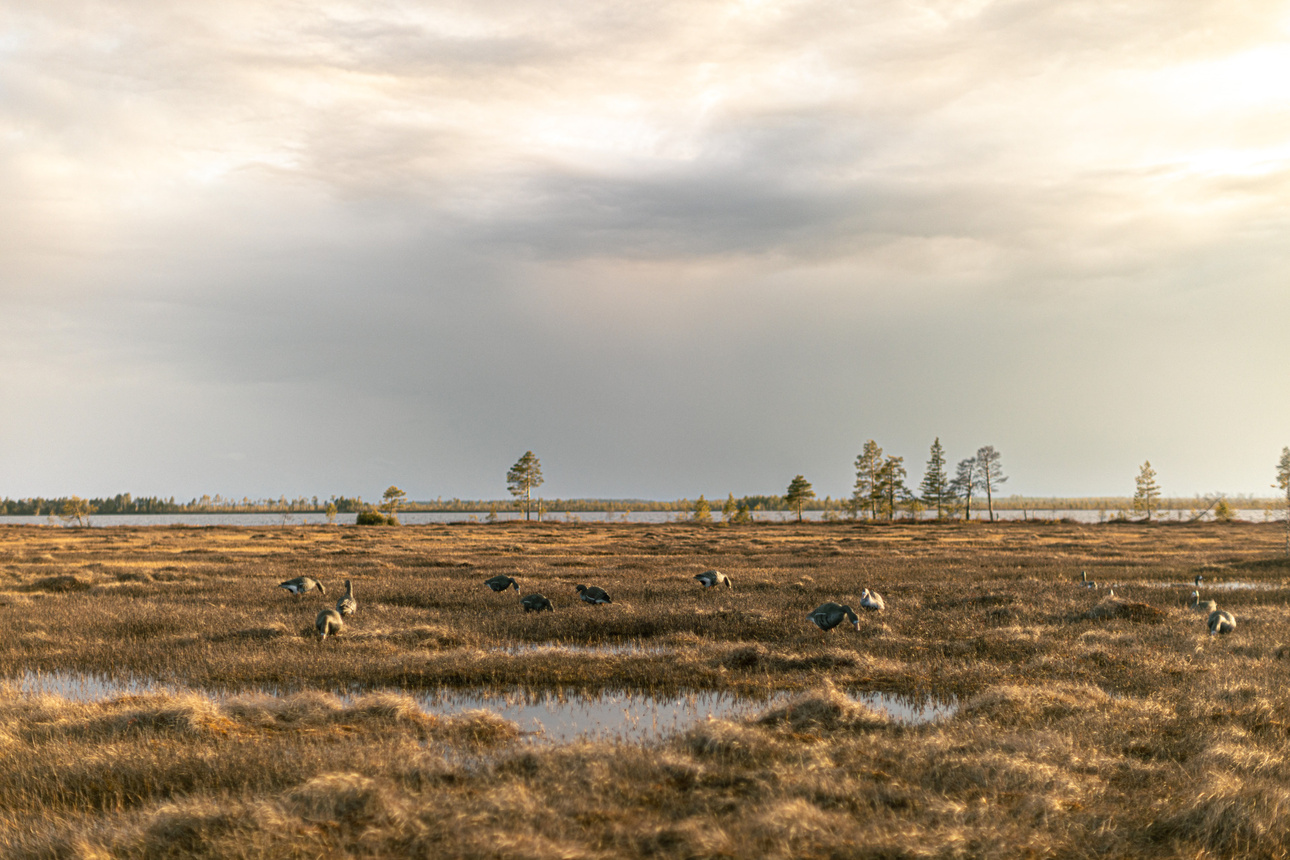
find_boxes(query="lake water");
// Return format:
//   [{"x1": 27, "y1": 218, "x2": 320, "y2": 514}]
[
  {"x1": 0, "y1": 508, "x2": 1280, "y2": 527},
  {"x1": 9, "y1": 669, "x2": 957, "y2": 744}
]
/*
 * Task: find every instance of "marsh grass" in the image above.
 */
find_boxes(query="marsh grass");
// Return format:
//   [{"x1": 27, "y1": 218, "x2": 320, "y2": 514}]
[{"x1": 3, "y1": 521, "x2": 1290, "y2": 856}]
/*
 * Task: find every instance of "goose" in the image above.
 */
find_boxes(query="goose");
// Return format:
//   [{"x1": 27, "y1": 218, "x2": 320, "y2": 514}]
[
  {"x1": 1188, "y1": 590, "x2": 1217, "y2": 614},
  {"x1": 1194, "y1": 574, "x2": 1204, "y2": 587},
  {"x1": 694, "y1": 570, "x2": 732, "y2": 590},
  {"x1": 316, "y1": 608, "x2": 343, "y2": 640},
  {"x1": 1084, "y1": 579, "x2": 1098, "y2": 589},
  {"x1": 336, "y1": 579, "x2": 357, "y2": 617},
  {"x1": 860, "y1": 588, "x2": 885, "y2": 612},
  {"x1": 575, "y1": 584, "x2": 612, "y2": 604},
  {"x1": 485, "y1": 575, "x2": 520, "y2": 593},
  {"x1": 1208, "y1": 609, "x2": 1236, "y2": 636},
  {"x1": 520, "y1": 593, "x2": 554, "y2": 612},
  {"x1": 280, "y1": 576, "x2": 326, "y2": 598},
  {"x1": 1079, "y1": 571, "x2": 1089, "y2": 584},
  {"x1": 807, "y1": 602, "x2": 860, "y2": 631}
]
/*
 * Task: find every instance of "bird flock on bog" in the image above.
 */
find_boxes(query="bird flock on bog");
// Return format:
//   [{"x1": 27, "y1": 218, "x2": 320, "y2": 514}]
[{"x1": 279, "y1": 566, "x2": 1236, "y2": 640}]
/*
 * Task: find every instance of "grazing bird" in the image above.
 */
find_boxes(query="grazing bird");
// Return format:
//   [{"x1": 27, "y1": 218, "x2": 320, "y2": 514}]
[
  {"x1": 279, "y1": 576, "x2": 326, "y2": 598},
  {"x1": 485, "y1": 575, "x2": 520, "y2": 593},
  {"x1": 694, "y1": 570, "x2": 732, "y2": 590},
  {"x1": 316, "y1": 608, "x2": 343, "y2": 640},
  {"x1": 1208, "y1": 609, "x2": 1236, "y2": 636},
  {"x1": 575, "y1": 584, "x2": 612, "y2": 604},
  {"x1": 860, "y1": 588, "x2": 885, "y2": 612},
  {"x1": 1084, "y1": 579, "x2": 1098, "y2": 589},
  {"x1": 521, "y1": 593, "x2": 554, "y2": 612},
  {"x1": 807, "y1": 602, "x2": 860, "y2": 631},
  {"x1": 336, "y1": 579, "x2": 357, "y2": 617},
  {"x1": 1189, "y1": 590, "x2": 1217, "y2": 614}
]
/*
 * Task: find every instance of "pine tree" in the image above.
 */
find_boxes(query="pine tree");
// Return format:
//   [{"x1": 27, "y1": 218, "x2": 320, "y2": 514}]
[
  {"x1": 507, "y1": 451, "x2": 545, "y2": 521},
  {"x1": 1275, "y1": 448, "x2": 1290, "y2": 556},
  {"x1": 1133, "y1": 461, "x2": 1161, "y2": 522},
  {"x1": 975, "y1": 446, "x2": 1007, "y2": 522},
  {"x1": 852, "y1": 440, "x2": 884, "y2": 520},
  {"x1": 919, "y1": 438, "x2": 951, "y2": 519},
  {"x1": 379, "y1": 486, "x2": 406, "y2": 523},
  {"x1": 721, "y1": 493, "x2": 738, "y2": 524},
  {"x1": 950, "y1": 457, "x2": 976, "y2": 521},
  {"x1": 693, "y1": 495, "x2": 712, "y2": 523},
  {"x1": 875, "y1": 456, "x2": 908, "y2": 520},
  {"x1": 785, "y1": 475, "x2": 815, "y2": 523}
]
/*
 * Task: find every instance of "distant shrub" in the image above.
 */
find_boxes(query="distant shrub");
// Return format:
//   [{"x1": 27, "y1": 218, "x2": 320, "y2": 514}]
[
  {"x1": 1214, "y1": 499, "x2": 1236, "y2": 523},
  {"x1": 356, "y1": 510, "x2": 395, "y2": 526}
]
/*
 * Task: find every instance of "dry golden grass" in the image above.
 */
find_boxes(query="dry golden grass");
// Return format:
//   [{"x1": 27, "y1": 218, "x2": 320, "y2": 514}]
[{"x1": 2, "y1": 520, "x2": 1290, "y2": 857}]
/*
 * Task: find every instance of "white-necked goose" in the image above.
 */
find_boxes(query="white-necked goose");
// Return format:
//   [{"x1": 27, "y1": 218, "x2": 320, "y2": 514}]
[
  {"x1": 280, "y1": 576, "x2": 326, "y2": 597},
  {"x1": 694, "y1": 570, "x2": 732, "y2": 590}
]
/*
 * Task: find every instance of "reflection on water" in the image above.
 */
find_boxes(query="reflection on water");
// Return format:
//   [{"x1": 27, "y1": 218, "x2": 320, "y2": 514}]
[{"x1": 10, "y1": 670, "x2": 957, "y2": 744}]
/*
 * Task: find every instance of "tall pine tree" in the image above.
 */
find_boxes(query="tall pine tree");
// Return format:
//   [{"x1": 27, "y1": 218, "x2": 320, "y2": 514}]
[
  {"x1": 919, "y1": 438, "x2": 951, "y2": 519},
  {"x1": 852, "y1": 440, "x2": 884, "y2": 520}
]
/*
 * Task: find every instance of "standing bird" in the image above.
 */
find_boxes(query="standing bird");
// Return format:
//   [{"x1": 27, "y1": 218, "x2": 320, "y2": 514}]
[
  {"x1": 1079, "y1": 571, "x2": 1089, "y2": 584},
  {"x1": 860, "y1": 589, "x2": 886, "y2": 612},
  {"x1": 1194, "y1": 574, "x2": 1204, "y2": 587},
  {"x1": 694, "y1": 570, "x2": 732, "y2": 590},
  {"x1": 485, "y1": 575, "x2": 520, "y2": 593},
  {"x1": 316, "y1": 608, "x2": 343, "y2": 640},
  {"x1": 1208, "y1": 609, "x2": 1237, "y2": 636},
  {"x1": 575, "y1": 584, "x2": 612, "y2": 604},
  {"x1": 521, "y1": 593, "x2": 554, "y2": 613},
  {"x1": 807, "y1": 602, "x2": 860, "y2": 631},
  {"x1": 280, "y1": 576, "x2": 326, "y2": 598},
  {"x1": 336, "y1": 579, "x2": 357, "y2": 617},
  {"x1": 1189, "y1": 590, "x2": 1217, "y2": 614}
]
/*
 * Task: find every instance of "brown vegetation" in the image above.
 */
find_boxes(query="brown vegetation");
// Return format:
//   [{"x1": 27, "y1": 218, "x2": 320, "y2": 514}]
[{"x1": 1, "y1": 520, "x2": 1289, "y2": 856}]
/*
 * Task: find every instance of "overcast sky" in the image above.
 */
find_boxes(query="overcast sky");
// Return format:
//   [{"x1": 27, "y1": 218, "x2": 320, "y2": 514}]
[{"x1": 2, "y1": 0, "x2": 1288, "y2": 503}]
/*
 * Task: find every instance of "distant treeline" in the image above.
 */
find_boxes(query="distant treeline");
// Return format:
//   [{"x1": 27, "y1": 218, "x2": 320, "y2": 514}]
[{"x1": 0, "y1": 492, "x2": 1280, "y2": 518}]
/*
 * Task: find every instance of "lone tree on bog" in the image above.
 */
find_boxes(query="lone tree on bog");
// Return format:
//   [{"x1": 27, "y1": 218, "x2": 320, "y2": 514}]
[
  {"x1": 785, "y1": 475, "x2": 815, "y2": 523},
  {"x1": 507, "y1": 451, "x2": 544, "y2": 521}
]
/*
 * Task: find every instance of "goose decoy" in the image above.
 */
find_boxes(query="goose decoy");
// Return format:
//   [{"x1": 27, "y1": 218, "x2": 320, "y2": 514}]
[
  {"x1": 280, "y1": 576, "x2": 326, "y2": 598},
  {"x1": 336, "y1": 579, "x2": 357, "y2": 617},
  {"x1": 316, "y1": 608, "x2": 343, "y2": 640},
  {"x1": 694, "y1": 570, "x2": 732, "y2": 590},
  {"x1": 520, "y1": 593, "x2": 554, "y2": 612},
  {"x1": 807, "y1": 602, "x2": 860, "y2": 631},
  {"x1": 485, "y1": 575, "x2": 520, "y2": 593},
  {"x1": 1208, "y1": 609, "x2": 1236, "y2": 636},
  {"x1": 860, "y1": 588, "x2": 885, "y2": 611},
  {"x1": 1189, "y1": 590, "x2": 1217, "y2": 614},
  {"x1": 1079, "y1": 571, "x2": 1088, "y2": 584},
  {"x1": 575, "y1": 584, "x2": 612, "y2": 604}
]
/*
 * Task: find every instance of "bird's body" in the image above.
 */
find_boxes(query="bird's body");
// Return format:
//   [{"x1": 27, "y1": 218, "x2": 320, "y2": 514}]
[
  {"x1": 316, "y1": 608, "x2": 343, "y2": 640},
  {"x1": 575, "y1": 584, "x2": 612, "y2": 604},
  {"x1": 694, "y1": 570, "x2": 732, "y2": 590},
  {"x1": 860, "y1": 589, "x2": 885, "y2": 612},
  {"x1": 336, "y1": 579, "x2": 357, "y2": 617},
  {"x1": 280, "y1": 576, "x2": 325, "y2": 597},
  {"x1": 807, "y1": 602, "x2": 859, "y2": 631},
  {"x1": 1208, "y1": 609, "x2": 1236, "y2": 636},
  {"x1": 1189, "y1": 590, "x2": 1217, "y2": 614},
  {"x1": 485, "y1": 575, "x2": 520, "y2": 593},
  {"x1": 521, "y1": 593, "x2": 554, "y2": 612},
  {"x1": 1084, "y1": 580, "x2": 1098, "y2": 589}
]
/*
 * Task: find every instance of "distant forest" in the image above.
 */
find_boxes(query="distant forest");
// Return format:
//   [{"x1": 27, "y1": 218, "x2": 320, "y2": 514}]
[{"x1": 0, "y1": 492, "x2": 1279, "y2": 517}]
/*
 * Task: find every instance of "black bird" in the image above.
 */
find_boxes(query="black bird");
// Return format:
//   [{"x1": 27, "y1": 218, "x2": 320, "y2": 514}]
[
  {"x1": 485, "y1": 575, "x2": 520, "y2": 593},
  {"x1": 694, "y1": 570, "x2": 732, "y2": 590},
  {"x1": 807, "y1": 602, "x2": 859, "y2": 631},
  {"x1": 575, "y1": 584, "x2": 612, "y2": 604},
  {"x1": 521, "y1": 593, "x2": 554, "y2": 612}
]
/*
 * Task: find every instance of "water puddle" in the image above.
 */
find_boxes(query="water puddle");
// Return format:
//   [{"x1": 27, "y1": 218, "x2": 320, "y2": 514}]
[{"x1": 9, "y1": 670, "x2": 957, "y2": 744}]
